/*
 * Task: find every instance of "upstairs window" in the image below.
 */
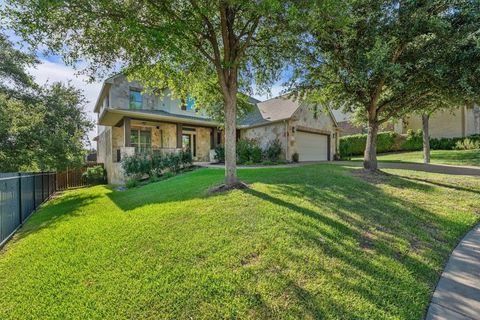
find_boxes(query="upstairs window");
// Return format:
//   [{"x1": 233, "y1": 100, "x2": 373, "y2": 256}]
[
  {"x1": 181, "y1": 96, "x2": 195, "y2": 111},
  {"x1": 129, "y1": 90, "x2": 142, "y2": 109}
]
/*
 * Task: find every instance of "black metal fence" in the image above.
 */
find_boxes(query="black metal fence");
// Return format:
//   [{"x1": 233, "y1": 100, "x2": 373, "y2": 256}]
[{"x1": 0, "y1": 172, "x2": 56, "y2": 247}]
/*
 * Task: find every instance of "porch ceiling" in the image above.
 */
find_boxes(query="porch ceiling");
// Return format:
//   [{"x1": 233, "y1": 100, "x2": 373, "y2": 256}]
[{"x1": 98, "y1": 108, "x2": 218, "y2": 127}]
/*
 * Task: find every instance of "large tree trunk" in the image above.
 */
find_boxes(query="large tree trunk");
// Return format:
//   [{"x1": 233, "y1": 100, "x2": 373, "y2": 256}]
[
  {"x1": 223, "y1": 93, "x2": 238, "y2": 186},
  {"x1": 363, "y1": 120, "x2": 379, "y2": 171},
  {"x1": 422, "y1": 113, "x2": 430, "y2": 164}
]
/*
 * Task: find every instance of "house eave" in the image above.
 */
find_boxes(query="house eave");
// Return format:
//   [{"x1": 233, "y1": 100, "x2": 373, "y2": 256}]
[{"x1": 98, "y1": 108, "x2": 219, "y2": 127}]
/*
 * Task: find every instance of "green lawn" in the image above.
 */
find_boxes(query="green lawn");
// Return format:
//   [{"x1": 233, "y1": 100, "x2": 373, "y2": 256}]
[
  {"x1": 1, "y1": 165, "x2": 479, "y2": 319},
  {"x1": 352, "y1": 149, "x2": 480, "y2": 166}
]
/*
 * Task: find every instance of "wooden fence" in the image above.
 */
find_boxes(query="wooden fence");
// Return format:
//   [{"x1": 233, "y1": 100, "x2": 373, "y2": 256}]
[{"x1": 56, "y1": 163, "x2": 101, "y2": 190}]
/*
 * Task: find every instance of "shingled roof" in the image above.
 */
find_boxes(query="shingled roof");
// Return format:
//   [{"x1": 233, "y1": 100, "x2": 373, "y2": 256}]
[{"x1": 240, "y1": 95, "x2": 302, "y2": 127}]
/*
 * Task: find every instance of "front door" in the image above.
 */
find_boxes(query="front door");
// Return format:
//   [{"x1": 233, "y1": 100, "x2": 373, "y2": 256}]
[{"x1": 182, "y1": 133, "x2": 196, "y2": 158}]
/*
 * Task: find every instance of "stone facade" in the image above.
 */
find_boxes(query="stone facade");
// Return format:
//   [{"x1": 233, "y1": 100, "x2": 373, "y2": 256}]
[
  {"x1": 240, "y1": 103, "x2": 339, "y2": 161},
  {"x1": 195, "y1": 127, "x2": 212, "y2": 161},
  {"x1": 290, "y1": 103, "x2": 338, "y2": 160},
  {"x1": 241, "y1": 122, "x2": 288, "y2": 159}
]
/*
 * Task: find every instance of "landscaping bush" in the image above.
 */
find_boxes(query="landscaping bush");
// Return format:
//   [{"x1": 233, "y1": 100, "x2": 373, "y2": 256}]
[
  {"x1": 264, "y1": 138, "x2": 283, "y2": 161},
  {"x1": 454, "y1": 138, "x2": 480, "y2": 150},
  {"x1": 217, "y1": 138, "x2": 285, "y2": 165},
  {"x1": 251, "y1": 144, "x2": 263, "y2": 163},
  {"x1": 121, "y1": 154, "x2": 151, "y2": 180},
  {"x1": 82, "y1": 165, "x2": 106, "y2": 184},
  {"x1": 236, "y1": 138, "x2": 263, "y2": 164},
  {"x1": 236, "y1": 139, "x2": 252, "y2": 164},
  {"x1": 214, "y1": 144, "x2": 225, "y2": 163},
  {"x1": 339, "y1": 131, "x2": 396, "y2": 157},
  {"x1": 292, "y1": 152, "x2": 299, "y2": 163},
  {"x1": 430, "y1": 135, "x2": 480, "y2": 150},
  {"x1": 122, "y1": 151, "x2": 193, "y2": 184},
  {"x1": 401, "y1": 129, "x2": 423, "y2": 151}
]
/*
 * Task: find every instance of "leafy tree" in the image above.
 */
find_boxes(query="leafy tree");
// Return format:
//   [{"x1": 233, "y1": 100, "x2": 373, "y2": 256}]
[
  {"x1": 291, "y1": 0, "x2": 480, "y2": 171},
  {"x1": 5, "y1": 0, "x2": 296, "y2": 186},
  {"x1": 0, "y1": 34, "x2": 37, "y2": 98},
  {"x1": 36, "y1": 82, "x2": 94, "y2": 171},
  {"x1": 0, "y1": 34, "x2": 93, "y2": 172},
  {"x1": 0, "y1": 93, "x2": 43, "y2": 171}
]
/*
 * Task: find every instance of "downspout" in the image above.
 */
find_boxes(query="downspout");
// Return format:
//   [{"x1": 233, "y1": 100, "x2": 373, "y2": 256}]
[{"x1": 284, "y1": 120, "x2": 288, "y2": 161}]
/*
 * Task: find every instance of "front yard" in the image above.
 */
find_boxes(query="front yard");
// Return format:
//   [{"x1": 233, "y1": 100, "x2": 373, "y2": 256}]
[
  {"x1": 1, "y1": 165, "x2": 479, "y2": 319},
  {"x1": 352, "y1": 149, "x2": 480, "y2": 167}
]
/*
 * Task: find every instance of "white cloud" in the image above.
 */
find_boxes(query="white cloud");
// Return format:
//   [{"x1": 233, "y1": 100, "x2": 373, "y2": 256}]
[{"x1": 27, "y1": 60, "x2": 101, "y2": 148}]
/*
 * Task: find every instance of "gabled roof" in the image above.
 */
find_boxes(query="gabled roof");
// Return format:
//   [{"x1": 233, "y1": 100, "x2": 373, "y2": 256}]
[
  {"x1": 240, "y1": 95, "x2": 299, "y2": 127},
  {"x1": 239, "y1": 94, "x2": 338, "y2": 128}
]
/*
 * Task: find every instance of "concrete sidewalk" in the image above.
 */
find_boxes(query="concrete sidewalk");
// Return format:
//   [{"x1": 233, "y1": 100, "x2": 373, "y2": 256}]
[{"x1": 426, "y1": 224, "x2": 480, "y2": 320}]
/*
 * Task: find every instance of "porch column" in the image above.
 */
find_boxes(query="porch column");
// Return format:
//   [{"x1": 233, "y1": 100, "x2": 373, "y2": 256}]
[
  {"x1": 211, "y1": 128, "x2": 218, "y2": 148},
  {"x1": 176, "y1": 123, "x2": 183, "y2": 148},
  {"x1": 124, "y1": 117, "x2": 131, "y2": 147}
]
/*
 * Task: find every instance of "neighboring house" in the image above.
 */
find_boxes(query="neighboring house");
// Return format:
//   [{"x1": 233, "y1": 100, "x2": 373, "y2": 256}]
[
  {"x1": 394, "y1": 105, "x2": 480, "y2": 138},
  {"x1": 94, "y1": 75, "x2": 339, "y2": 184},
  {"x1": 332, "y1": 105, "x2": 480, "y2": 138},
  {"x1": 332, "y1": 110, "x2": 394, "y2": 136}
]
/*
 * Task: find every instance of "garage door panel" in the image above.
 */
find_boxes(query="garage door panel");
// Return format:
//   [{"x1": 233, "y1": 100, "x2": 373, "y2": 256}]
[{"x1": 296, "y1": 131, "x2": 328, "y2": 161}]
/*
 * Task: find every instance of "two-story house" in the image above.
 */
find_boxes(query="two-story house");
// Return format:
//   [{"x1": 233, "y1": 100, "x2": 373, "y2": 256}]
[{"x1": 94, "y1": 74, "x2": 339, "y2": 184}]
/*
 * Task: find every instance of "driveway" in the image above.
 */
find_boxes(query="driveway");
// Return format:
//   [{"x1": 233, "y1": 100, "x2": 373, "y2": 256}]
[{"x1": 334, "y1": 161, "x2": 480, "y2": 176}]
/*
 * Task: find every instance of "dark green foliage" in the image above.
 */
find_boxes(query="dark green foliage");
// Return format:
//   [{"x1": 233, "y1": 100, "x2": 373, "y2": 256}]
[
  {"x1": 292, "y1": 152, "x2": 299, "y2": 163},
  {"x1": 0, "y1": 37, "x2": 92, "y2": 172},
  {"x1": 264, "y1": 139, "x2": 282, "y2": 162},
  {"x1": 122, "y1": 151, "x2": 193, "y2": 182},
  {"x1": 250, "y1": 145, "x2": 263, "y2": 163},
  {"x1": 431, "y1": 135, "x2": 480, "y2": 150},
  {"x1": 82, "y1": 166, "x2": 106, "y2": 185},
  {"x1": 340, "y1": 132, "x2": 396, "y2": 157},
  {"x1": 214, "y1": 144, "x2": 225, "y2": 163},
  {"x1": 236, "y1": 139, "x2": 254, "y2": 164},
  {"x1": 236, "y1": 138, "x2": 283, "y2": 164},
  {"x1": 341, "y1": 132, "x2": 480, "y2": 157},
  {"x1": 125, "y1": 179, "x2": 139, "y2": 189},
  {"x1": 401, "y1": 130, "x2": 423, "y2": 151}
]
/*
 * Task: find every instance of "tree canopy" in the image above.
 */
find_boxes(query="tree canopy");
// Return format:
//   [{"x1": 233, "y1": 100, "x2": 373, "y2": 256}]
[
  {"x1": 0, "y1": 35, "x2": 93, "y2": 172},
  {"x1": 5, "y1": 0, "x2": 300, "y2": 185},
  {"x1": 290, "y1": 0, "x2": 480, "y2": 170}
]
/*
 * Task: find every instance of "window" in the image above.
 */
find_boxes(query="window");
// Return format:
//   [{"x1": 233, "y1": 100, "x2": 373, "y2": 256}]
[
  {"x1": 131, "y1": 129, "x2": 151, "y2": 153},
  {"x1": 181, "y1": 96, "x2": 195, "y2": 111},
  {"x1": 129, "y1": 90, "x2": 142, "y2": 109}
]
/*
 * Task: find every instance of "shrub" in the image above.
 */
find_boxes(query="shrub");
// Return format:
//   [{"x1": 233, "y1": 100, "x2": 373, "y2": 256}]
[
  {"x1": 264, "y1": 138, "x2": 283, "y2": 161},
  {"x1": 250, "y1": 144, "x2": 263, "y2": 163},
  {"x1": 125, "y1": 178, "x2": 138, "y2": 189},
  {"x1": 121, "y1": 150, "x2": 193, "y2": 184},
  {"x1": 454, "y1": 138, "x2": 480, "y2": 150},
  {"x1": 401, "y1": 129, "x2": 423, "y2": 151},
  {"x1": 236, "y1": 138, "x2": 264, "y2": 164},
  {"x1": 339, "y1": 131, "x2": 396, "y2": 157},
  {"x1": 82, "y1": 165, "x2": 106, "y2": 184},
  {"x1": 236, "y1": 139, "x2": 252, "y2": 164},
  {"x1": 292, "y1": 152, "x2": 299, "y2": 163},
  {"x1": 214, "y1": 144, "x2": 225, "y2": 163},
  {"x1": 122, "y1": 154, "x2": 151, "y2": 179}
]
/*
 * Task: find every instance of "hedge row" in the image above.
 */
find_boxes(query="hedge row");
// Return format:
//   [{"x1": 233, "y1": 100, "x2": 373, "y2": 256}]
[
  {"x1": 122, "y1": 150, "x2": 193, "y2": 184},
  {"x1": 340, "y1": 131, "x2": 480, "y2": 157}
]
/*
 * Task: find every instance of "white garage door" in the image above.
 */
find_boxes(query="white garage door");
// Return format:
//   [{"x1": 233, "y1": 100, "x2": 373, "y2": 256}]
[{"x1": 296, "y1": 131, "x2": 328, "y2": 161}]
